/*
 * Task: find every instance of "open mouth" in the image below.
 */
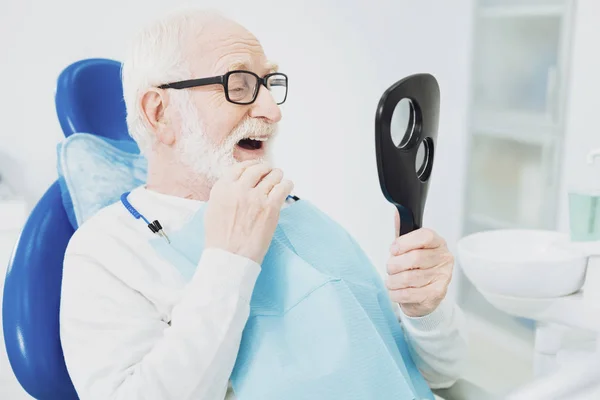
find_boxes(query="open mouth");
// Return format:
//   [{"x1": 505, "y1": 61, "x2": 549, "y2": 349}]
[{"x1": 237, "y1": 137, "x2": 267, "y2": 151}]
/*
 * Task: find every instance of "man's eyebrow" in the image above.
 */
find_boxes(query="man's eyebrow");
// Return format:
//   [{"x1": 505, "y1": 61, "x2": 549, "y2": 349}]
[
  {"x1": 265, "y1": 60, "x2": 279, "y2": 73},
  {"x1": 227, "y1": 60, "x2": 279, "y2": 74},
  {"x1": 228, "y1": 61, "x2": 250, "y2": 71}
]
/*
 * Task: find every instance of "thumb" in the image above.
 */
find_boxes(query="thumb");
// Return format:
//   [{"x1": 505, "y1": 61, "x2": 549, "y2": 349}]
[{"x1": 394, "y1": 207, "x2": 400, "y2": 236}]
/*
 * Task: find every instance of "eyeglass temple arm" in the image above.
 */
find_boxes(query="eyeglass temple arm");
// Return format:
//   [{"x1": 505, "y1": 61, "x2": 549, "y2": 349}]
[{"x1": 158, "y1": 76, "x2": 224, "y2": 90}]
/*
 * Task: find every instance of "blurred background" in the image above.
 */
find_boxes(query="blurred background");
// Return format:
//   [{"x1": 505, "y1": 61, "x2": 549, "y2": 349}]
[{"x1": 0, "y1": 0, "x2": 598, "y2": 398}]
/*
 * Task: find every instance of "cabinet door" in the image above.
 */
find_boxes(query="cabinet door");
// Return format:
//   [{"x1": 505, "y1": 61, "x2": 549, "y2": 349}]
[
  {"x1": 473, "y1": 15, "x2": 562, "y2": 122},
  {"x1": 464, "y1": 0, "x2": 572, "y2": 233},
  {"x1": 465, "y1": 136, "x2": 558, "y2": 233}
]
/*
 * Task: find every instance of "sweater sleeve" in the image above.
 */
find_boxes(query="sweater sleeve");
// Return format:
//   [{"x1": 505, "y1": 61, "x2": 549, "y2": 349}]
[
  {"x1": 60, "y1": 247, "x2": 260, "y2": 400},
  {"x1": 396, "y1": 298, "x2": 469, "y2": 389}
]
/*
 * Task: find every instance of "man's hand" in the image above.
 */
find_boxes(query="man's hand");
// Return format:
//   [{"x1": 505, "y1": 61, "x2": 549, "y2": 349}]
[
  {"x1": 204, "y1": 160, "x2": 294, "y2": 264},
  {"x1": 386, "y1": 209, "x2": 454, "y2": 317}
]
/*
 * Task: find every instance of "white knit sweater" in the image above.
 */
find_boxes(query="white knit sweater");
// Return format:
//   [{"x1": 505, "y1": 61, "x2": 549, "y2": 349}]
[{"x1": 59, "y1": 186, "x2": 468, "y2": 400}]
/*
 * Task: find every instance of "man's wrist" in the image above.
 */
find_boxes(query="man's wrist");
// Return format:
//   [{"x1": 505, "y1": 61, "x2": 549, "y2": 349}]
[
  {"x1": 398, "y1": 297, "x2": 454, "y2": 332},
  {"x1": 195, "y1": 248, "x2": 261, "y2": 301}
]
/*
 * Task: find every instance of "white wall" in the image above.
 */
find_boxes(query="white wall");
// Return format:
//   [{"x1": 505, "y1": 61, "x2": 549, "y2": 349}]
[{"x1": 0, "y1": 0, "x2": 473, "y2": 276}]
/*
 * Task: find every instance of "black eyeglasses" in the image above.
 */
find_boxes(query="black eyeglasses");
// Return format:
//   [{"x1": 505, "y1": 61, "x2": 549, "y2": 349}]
[{"x1": 157, "y1": 70, "x2": 288, "y2": 105}]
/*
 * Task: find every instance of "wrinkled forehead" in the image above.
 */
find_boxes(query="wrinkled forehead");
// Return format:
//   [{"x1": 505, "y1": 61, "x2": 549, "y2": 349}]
[{"x1": 184, "y1": 19, "x2": 278, "y2": 77}]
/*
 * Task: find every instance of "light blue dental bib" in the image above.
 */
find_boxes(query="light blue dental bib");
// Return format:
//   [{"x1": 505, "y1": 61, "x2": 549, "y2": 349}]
[{"x1": 150, "y1": 199, "x2": 434, "y2": 400}]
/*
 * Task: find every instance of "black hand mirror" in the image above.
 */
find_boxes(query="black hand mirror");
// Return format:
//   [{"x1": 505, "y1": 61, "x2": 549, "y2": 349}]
[{"x1": 375, "y1": 73, "x2": 440, "y2": 236}]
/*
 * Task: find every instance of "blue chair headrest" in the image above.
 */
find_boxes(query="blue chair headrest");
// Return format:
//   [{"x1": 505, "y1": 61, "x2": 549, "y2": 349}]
[{"x1": 55, "y1": 58, "x2": 130, "y2": 141}]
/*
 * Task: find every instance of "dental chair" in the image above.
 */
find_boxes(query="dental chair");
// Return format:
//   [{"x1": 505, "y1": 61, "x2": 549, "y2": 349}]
[
  {"x1": 2, "y1": 57, "x2": 491, "y2": 400},
  {"x1": 2, "y1": 58, "x2": 129, "y2": 400}
]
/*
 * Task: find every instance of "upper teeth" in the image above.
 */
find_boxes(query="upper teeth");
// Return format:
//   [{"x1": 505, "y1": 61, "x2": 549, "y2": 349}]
[{"x1": 248, "y1": 137, "x2": 268, "y2": 141}]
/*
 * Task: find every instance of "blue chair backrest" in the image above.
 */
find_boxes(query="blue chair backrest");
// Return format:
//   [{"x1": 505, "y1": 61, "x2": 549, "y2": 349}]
[{"x1": 2, "y1": 58, "x2": 128, "y2": 399}]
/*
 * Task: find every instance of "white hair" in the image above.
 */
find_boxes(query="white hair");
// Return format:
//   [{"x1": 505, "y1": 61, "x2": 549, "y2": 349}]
[{"x1": 121, "y1": 8, "x2": 223, "y2": 154}]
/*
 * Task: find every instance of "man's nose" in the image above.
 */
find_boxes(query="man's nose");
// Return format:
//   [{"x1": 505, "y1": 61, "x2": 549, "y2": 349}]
[{"x1": 249, "y1": 85, "x2": 282, "y2": 123}]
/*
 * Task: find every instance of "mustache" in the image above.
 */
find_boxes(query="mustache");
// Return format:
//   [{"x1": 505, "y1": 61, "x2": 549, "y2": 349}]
[{"x1": 222, "y1": 118, "x2": 279, "y2": 148}]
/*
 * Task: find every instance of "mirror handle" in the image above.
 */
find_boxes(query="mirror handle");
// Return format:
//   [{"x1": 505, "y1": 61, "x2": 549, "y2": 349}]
[{"x1": 396, "y1": 205, "x2": 417, "y2": 236}]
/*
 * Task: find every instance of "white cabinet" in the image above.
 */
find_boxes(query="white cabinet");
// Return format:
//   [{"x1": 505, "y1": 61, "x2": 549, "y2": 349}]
[
  {"x1": 463, "y1": 0, "x2": 575, "y2": 235},
  {"x1": 467, "y1": 2, "x2": 569, "y2": 233}
]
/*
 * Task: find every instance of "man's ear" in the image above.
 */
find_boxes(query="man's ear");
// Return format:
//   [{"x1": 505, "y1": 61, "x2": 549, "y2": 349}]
[{"x1": 140, "y1": 88, "x2": 175, "y2": 146}]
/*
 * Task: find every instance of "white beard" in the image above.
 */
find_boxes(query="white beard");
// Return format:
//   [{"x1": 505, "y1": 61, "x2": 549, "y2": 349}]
[{"x1": 171, "y1": 91, "x2": 277, "y2": 184}]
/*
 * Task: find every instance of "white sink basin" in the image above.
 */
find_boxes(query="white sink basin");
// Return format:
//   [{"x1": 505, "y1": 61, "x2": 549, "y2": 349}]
[{"x1": 457, "y1": 230, "x2": 587, "y2": 298}]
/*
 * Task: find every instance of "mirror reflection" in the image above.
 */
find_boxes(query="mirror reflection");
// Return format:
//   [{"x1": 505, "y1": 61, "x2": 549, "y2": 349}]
[
  {"x1": 390, "y1": 98, "x2": 415, "y2": 149},
  {"x1": 415, "y1": 139, "x2": 427, "y2": 178}
]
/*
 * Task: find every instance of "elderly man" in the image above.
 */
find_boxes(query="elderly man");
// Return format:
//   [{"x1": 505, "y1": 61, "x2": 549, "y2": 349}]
[{"x1": 59, "y1": 8, "x2": 467, "y2": 400}]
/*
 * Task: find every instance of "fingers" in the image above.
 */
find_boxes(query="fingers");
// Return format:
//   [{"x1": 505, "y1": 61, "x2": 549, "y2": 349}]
[
  {"x1": 385, "y1": 267, "x2": 438, "y2": 290},
  {"x1": 387, "y1": 248, "x2": 450, "y2": 274},
  {"x1": 390, "y1": 228, "x2": 445, "y2": 256},
  {"x1": 388, "y1": 287, "x2": 427, "y2": 305},
  {"x1": 221, "y1": 160, "x2": 293, "y2": 204},
  {"x1": 226, "y1": 159, "x2": 261, "y2": 181},
  {"x1": 238, "y1": 163, "x2": 274, "y2": 188},
  {"x1": 256, "y1": 168, "x2": 284, "y2": 194},
  {"x1": 388, "y1": 280, "x2": 447, "y2": 306},
  {"x1": 268, "y1": 179, "x2": 294, "y2": 205}
]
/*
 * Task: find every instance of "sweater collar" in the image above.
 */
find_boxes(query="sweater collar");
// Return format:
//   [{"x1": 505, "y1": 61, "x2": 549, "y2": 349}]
[{"x1": 126, "y1": 185, "x2": 204, "y2": 232}]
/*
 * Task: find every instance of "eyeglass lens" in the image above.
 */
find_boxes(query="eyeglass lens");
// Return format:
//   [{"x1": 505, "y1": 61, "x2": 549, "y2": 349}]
[
  {"x1": 266, "y1": 75, "x2": 287, "y2": 105},
  {"x1": 227, "y1": 72, "x2": 287, "y2": 104}
]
